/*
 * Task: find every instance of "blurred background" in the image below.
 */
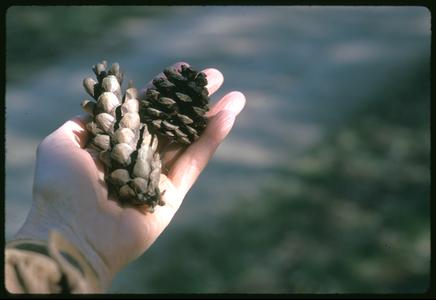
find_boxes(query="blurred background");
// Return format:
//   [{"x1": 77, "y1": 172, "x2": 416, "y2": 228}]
[{"x1": 6, "y1": 6, "x2": 430, "y2": 293}]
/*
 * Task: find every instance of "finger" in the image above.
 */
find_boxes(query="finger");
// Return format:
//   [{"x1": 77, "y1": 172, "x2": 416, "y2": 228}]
[
  {"x1": 160, "y1": 90, "x2": 242, "y2": 171},
  {"x1": 206, "y1": 91, "x2": 245, "y2": 118},
  {"x1": 168, "y1": 92, "x2": 246, "y2": 198},
  {"x1": 157, "y1": 67, "x2": 224, "y2": 170},
  {"x1": 168, "y1": 110, "x2": 235, "y2": 198},
  {"x1": 140, "y1": 63, "x2": 224, "y2": 98}
]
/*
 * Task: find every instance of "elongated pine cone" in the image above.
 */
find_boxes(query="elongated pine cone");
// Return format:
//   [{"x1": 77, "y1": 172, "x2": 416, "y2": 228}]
[
  {"x1": 140, "y1": 65, "x2": 210, "y2": 144},
  {"x1": 81, "y1": 61, "x2": 164, "y2": 212}
]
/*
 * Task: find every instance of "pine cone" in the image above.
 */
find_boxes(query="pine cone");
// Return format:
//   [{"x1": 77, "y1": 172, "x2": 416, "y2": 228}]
[
  {"x1": 139, "y1": 65, "x2": 210, "y2": 145},
  {"x1": 81, "y1": 61, "x2": 164, "y2": 212}
]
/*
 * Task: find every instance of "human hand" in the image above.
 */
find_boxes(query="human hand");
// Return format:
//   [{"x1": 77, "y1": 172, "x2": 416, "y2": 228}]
[{"x1": 14, "y1": 62, "x2": 246, "y2": 290}]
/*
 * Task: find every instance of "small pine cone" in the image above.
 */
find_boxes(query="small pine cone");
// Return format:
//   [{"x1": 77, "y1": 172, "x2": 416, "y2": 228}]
[
  {"x1": 81, "y1": 61, "x2": 164, "y2": 211},
  {"x1": 139, "y1": 65, "x2": 210, "y2": 145}
]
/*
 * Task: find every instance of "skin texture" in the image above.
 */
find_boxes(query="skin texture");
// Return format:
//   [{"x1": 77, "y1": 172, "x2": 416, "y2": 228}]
[{"x1": 14, "y1": 62, "x2": 246, "y2": 290}]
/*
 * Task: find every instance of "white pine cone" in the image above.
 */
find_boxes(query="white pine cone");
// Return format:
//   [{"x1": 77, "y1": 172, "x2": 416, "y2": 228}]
[{"x1": 81, "y1": 61, "x2": 164, "y2": 210}]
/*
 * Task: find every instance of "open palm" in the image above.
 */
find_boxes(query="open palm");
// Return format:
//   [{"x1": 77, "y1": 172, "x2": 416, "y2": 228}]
[{"x1": 15, "y1": 63, "x2": 246, "y2": 289}]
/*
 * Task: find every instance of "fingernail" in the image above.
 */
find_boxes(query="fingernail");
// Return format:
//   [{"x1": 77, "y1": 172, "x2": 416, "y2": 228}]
[
  {"x1": 204, "y1": 69, "x2": 224, "y2": 92},
  {"x1": 225, "y1": 91, "x2": 246, "y2": 116}
]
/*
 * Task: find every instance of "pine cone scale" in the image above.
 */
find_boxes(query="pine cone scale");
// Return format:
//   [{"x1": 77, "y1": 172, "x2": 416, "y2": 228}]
[
  {"x1": 81, "y1": 61, "x2": 164, "y2": 210},
  {"x1": 140, "y1": 64, "x2": 210, "y2": 144},
  {"x1": 81, "y1": 62, "x2": 210, "y2": 209}
]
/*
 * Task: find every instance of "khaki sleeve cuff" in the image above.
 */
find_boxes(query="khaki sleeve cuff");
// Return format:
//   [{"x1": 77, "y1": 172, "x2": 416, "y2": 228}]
[{"x1": 5, "y1": 230, "x2": 102, "y2": 294}]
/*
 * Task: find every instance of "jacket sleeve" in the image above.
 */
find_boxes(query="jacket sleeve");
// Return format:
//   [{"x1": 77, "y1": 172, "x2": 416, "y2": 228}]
[{"x1": 5, "y1": 230, "x2": 102, "y2": 294}]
